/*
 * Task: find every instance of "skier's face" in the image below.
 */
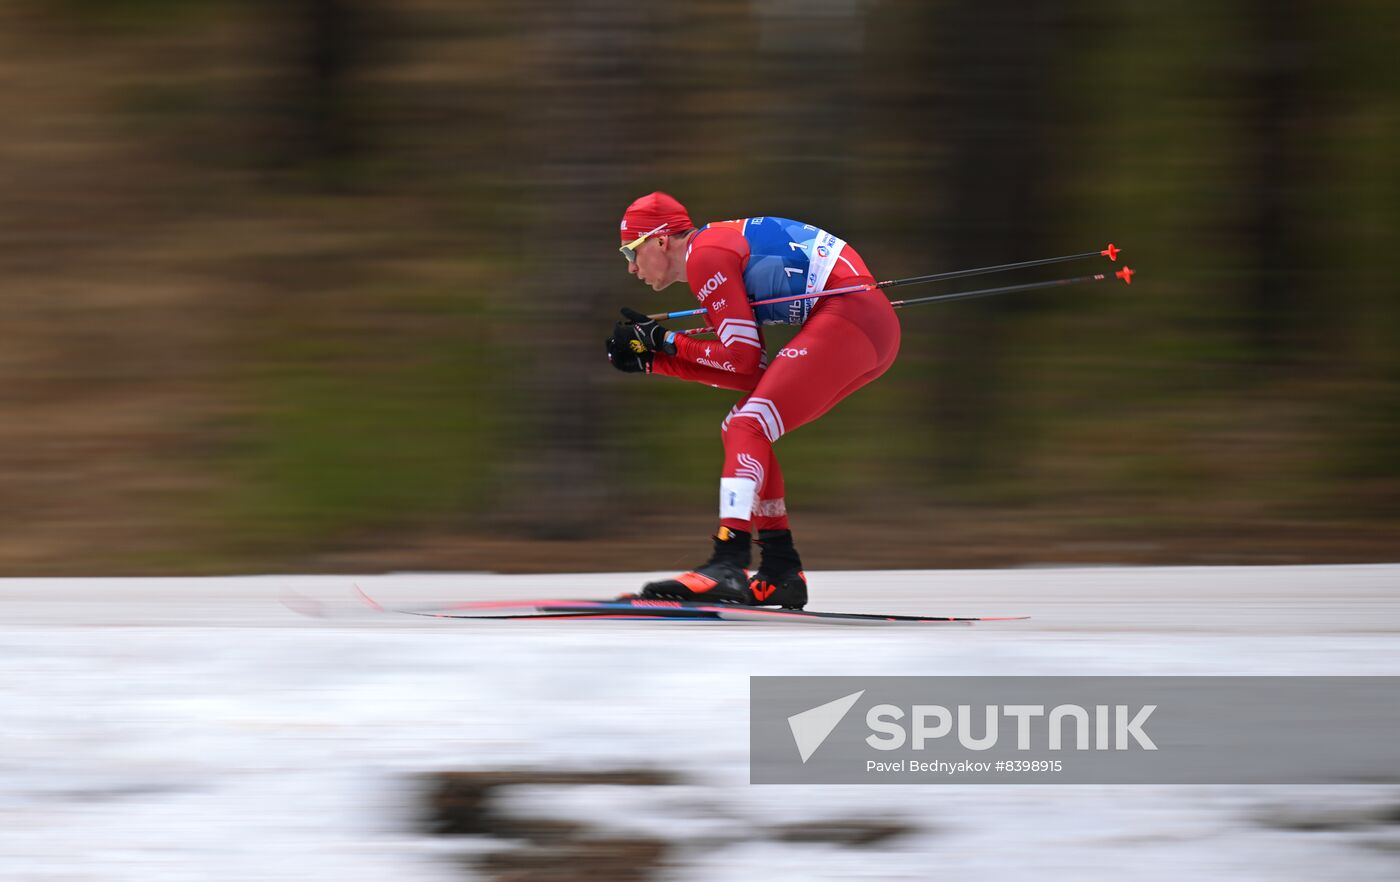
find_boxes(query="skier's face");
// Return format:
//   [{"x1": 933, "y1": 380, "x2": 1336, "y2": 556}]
[{"x1": 628, "y1": 236, "x2": 676, "y2": 291}]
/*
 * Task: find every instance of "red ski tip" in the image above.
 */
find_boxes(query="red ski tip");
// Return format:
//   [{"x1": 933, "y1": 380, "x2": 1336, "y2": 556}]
[
  {"x1": 1116, "y1": 266, "x2": 1135, "y2": 285},
  {"x1": 353, "y1": 583, "x2": 385, "y2": 612},
  {"x1": 1102, "y1": 243, "x2": 1119, "y2": 261}
]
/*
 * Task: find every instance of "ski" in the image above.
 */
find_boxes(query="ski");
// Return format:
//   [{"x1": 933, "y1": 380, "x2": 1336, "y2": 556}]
[{"x1": 352, "y1": 586, "x2": 1026, "y2": 626}]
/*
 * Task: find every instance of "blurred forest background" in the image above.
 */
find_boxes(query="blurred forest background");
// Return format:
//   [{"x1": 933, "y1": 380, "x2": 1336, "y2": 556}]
[{"x1": 1, "y1": 0, "x2": 1396, "y2": 575}]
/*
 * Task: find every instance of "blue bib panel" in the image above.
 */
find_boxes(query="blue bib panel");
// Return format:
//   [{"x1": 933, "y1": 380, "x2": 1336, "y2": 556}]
[{"x1": 704, "y1": 217, "x2": 848, "y2": 326}]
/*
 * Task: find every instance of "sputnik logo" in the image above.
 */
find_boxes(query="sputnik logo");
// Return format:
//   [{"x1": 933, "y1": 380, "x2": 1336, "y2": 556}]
[{"x1": 787, "y1": 690, "x2": 864, "y2": 763}]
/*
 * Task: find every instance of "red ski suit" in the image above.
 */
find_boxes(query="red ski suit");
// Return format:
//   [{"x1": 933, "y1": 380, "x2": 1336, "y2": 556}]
[{"x1": 651, "y1": 223, "x2": 901, "y2": 532}]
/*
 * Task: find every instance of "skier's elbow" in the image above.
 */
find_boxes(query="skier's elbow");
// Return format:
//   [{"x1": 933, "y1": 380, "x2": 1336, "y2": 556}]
[
  {"x1": 732, "y1": 347, "x2": 763, "y2": 379},
  {"x1": 731, "y1": 366, "x2": 763, "y2": 392}
]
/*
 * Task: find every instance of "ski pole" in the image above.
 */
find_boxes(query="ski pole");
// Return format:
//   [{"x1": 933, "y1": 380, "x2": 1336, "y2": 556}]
[
  {"x1": 645, "y1": 243, "x2": 1121, "y2": 323},
  {"x1": 889, "y1": 266, "x2": 1134, "y2": 309},
  {"x1": 676, "y1": 266, "x2": 1134, "y2": 337}
]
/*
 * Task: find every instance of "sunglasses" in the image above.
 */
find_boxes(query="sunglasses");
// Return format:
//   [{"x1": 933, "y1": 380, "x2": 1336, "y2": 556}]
[{"x1": 619, "y1": 223, "x2": 669, "y2": 264}]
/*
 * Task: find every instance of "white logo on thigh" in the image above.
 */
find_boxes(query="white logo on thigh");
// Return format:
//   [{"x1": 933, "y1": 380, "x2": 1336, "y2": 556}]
[{"x1": 776, "y1": 347, "x2": 809, "y2": 359}]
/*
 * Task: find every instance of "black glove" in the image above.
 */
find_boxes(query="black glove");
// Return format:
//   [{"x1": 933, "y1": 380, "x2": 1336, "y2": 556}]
[
  {"x1": 606, "y1": 335, "x2": 653, "y2": 374},
  {"x1": 615, "y1": 307, "x2": 677, "y2": 356}
]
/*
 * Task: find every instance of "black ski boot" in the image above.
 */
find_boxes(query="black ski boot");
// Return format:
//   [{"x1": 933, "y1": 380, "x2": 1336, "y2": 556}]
[
  {"x1": 640, "y1": 527, "x2": 752, "y2": 604},
  {"x1": 749, "y1": 529, "x2": 808, "y2": 609}
]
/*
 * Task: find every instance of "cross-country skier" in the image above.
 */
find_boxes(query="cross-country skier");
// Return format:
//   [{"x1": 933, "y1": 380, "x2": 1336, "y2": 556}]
[{"x1": 607, "y1": 192, "x2": 901, "y2": 609}]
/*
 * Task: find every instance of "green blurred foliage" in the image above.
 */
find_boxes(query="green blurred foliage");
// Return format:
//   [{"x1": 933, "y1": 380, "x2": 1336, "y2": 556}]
[{"x1": 1, "y1": 0, "x2": 1396, "y2": 573}]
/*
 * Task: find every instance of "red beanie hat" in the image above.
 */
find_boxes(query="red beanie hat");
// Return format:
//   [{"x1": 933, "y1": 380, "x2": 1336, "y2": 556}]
[{"x1": 620, "y1": 192, "x2": 693, "y2": 242}]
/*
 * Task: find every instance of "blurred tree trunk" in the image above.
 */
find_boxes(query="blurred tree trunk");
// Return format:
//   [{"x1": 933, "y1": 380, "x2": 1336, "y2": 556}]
[
  {"x1": 254, "y1": 0, "x2": 380, "y2": 180},
  {"x1": 498, "y1": 2, "x2": 659, "y2": 539},
  {"x1": 918, "y1": 1, "x2": 1064, "y2": 489},
  {"x1": 1239, "y1": 0, "x2": 1322, "y2": 365},
  {"x1": 748, "y1": 0, "x2": 869, "y2": 218}
]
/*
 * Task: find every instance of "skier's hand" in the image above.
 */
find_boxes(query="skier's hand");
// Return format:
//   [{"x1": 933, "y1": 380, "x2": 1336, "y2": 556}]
[
  {"x1": 615, "y1": 307, "x2": 677, "y2": 356},
  {"x1": 606, "y1": 335, "x2": 653, "y2": 374}
]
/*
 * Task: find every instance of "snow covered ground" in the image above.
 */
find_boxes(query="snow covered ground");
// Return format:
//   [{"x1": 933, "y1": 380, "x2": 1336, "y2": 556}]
[{"x1": 3, "y1": 565, "x2": 1399, "y2": 881}]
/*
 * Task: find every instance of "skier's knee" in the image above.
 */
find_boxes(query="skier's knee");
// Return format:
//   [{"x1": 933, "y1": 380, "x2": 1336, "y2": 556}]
[{"x1": 722, "y1": 414, "x2": 771, "y2": 454}]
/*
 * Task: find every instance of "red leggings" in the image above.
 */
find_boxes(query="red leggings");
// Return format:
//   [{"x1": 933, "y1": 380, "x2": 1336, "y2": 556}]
[{"x1": 718, "y1": 251, "x2": 901, "y2": 532}]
